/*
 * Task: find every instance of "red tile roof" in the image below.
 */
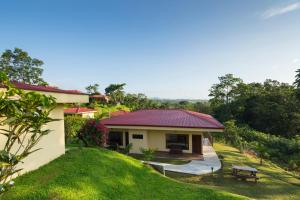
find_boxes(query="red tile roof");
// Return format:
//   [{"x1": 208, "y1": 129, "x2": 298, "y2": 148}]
[
  {"x1": 110, "y1": 110, "x2": 129, "y2": 117},
  {"x1": 101, "y1": 109, "x2": 224, "y2": 130},
  {"x1": 64, "y1": 107, "x2": 97, "y2": 114},
  {"x1": 4, "y1": 82, "x2": 86, "y2": 95}
]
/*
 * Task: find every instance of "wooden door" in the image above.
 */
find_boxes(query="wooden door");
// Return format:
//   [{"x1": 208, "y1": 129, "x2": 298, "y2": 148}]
[{"x1": 192, "y1": 135, "x2": 203, "y2": 154}]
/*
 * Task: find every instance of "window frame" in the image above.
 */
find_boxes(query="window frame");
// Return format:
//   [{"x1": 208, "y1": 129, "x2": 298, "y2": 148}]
[
  {"x1": 132, "y1": 134, "x2": 143, "y2": 139},
  {"x1": 166, "y1": 134, "x2": 189, "y2": 150}
]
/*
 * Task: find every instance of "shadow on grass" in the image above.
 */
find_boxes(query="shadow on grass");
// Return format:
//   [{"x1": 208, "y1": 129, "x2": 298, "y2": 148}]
[{"x1": 167, "y1": 143, "x2": 300, "y2": 200}]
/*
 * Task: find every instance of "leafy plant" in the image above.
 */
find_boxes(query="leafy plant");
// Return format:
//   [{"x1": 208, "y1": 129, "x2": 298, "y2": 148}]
[
  {"x1": 124, "y1": 143, "x2": 133, "y2": 155},
  {"x1": 64, "y1": 116, "x2": 87, "y2": 143},
  {"x1": 0, "y1": 72, "x2": 56, "y2": 194},
  {"x1": 140, "y1": 148, "x2": 156, "y2": 161},
  {"x1": 78, "y1": 119, "x2": 108, "y2": 147}
]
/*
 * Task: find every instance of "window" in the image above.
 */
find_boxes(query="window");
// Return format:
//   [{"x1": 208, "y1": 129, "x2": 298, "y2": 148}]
[
  {"x1": 132, "y1": 134, "x2": 143, "y2": 139},
  {"x1": 108, "y1": 132, "x2": 123, "y2": 145},
  {"x1": 166, "y1": 134, "x2": 189, "y2": 150}
]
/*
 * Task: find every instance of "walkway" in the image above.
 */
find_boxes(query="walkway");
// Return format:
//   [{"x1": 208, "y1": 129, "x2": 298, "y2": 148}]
[{"x1": 146, "y1": 139, "x2": 221, "y2": 175}]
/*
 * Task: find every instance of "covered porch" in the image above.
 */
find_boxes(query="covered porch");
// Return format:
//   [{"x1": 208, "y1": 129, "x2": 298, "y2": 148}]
[{"x1": 106, "y1": 128, "x2": 216, "y2": 156}]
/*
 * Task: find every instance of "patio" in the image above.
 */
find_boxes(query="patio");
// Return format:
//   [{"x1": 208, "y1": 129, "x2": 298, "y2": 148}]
[
  {"x1": 153, "y1": 151, "x2": 204, "y2": 161},
  {"x1": 145, "y1": 139, "x2": 222, "y2": 175}
]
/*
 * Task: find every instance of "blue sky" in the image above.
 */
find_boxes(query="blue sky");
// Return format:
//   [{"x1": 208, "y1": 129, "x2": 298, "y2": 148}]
[{"x1": 0, "y1": 0, "x2": 300, "y2": 99}]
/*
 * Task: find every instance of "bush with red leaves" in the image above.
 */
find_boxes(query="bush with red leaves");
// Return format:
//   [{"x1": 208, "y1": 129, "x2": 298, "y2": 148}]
[{"x1": 78, "y1": 119, "x2": 109, "y2": 147}]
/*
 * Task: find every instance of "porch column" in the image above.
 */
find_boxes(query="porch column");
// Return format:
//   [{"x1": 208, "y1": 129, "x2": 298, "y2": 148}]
[{"x1": 188, "y1": 133, "x2": 193, "y2": 153}]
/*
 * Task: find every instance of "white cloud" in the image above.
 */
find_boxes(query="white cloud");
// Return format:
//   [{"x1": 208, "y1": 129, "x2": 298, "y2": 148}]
[{"x1": 262, "y1": 2, "x2": 300, "y2": 19}]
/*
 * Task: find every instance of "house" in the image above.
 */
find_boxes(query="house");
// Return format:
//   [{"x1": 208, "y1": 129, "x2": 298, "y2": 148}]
[
  {"x1": 101, "y1": 109, "x2": 224, "y2": 154},
  {"x1": 64, "y1": 107, "x2": 97, "y2": 118},
  {"x1": 89, "y1": 93, "x2": 109, "y2": 103},
  {"x1": 0, "y1": 82, "x2": 89, "y2": 175}
]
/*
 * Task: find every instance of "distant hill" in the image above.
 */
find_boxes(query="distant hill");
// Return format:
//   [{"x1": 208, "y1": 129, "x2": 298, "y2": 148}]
[{"x1": 150, "y1": 98, "x2": 208, "y2": 103}]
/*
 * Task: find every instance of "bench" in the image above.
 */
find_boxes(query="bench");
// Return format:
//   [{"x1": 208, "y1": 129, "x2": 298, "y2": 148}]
[
  {"x1": 232, "y1": 165, "x2": 259, "y2": 183},
  {"x1": 233, "y1": 173, "x2": 260, "y2": 182}
]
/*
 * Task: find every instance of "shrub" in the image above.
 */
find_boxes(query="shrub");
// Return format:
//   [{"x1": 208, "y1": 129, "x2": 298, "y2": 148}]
[
  {"x1": 223, "y1": 120, "x2": 300, "y2": 169},
  {"x1": 124, "y1": 143, "x2": 133, "y2": 155},
  {"x1": 64, "y1": 116, "x2": 87, "y2": 143},
  {"x1": 78, "y1": 120, "x2": 108, "y2": 147},
  {"x1": 140, "y1": 148, "x2": 156, "y2": 161}
]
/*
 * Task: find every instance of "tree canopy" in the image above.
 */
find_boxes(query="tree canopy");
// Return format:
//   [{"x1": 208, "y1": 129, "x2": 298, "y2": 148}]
[
  {"x1": 0, "y1": 48, "x2": 47, "y2": 85},
  {"x1": 85, "y1": 84, "x2": 100, "y2": 94},
  {"x1": 105, "y1": 83, "x2": 126, "y2": 105},
  {"x1": 209, "y1": 73, "x2": 300, "y2": 138}
]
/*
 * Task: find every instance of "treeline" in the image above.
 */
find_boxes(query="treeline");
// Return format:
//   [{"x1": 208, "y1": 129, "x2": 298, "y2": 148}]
[
  {"x1": 209, "y1": 74, "x2": 300, "y2": 139},
  {"x1": 86, "y1": 83, "x2": 211, "y2": 113}
]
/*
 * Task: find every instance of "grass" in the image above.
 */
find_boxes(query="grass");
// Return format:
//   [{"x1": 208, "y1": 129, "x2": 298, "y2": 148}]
[
  {"x1": 0, "y1": 147, "x2": 246, "y2": 200},
  {"x1": 129, "y1": 153, "x2": 190, "y2": 165},
  {"x1": 167, "y1": 143, "x2": 300, "y2": 200}
]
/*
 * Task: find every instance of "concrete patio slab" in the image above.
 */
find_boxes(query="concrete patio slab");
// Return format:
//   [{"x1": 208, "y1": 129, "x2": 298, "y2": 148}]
[{"x1": 146, "y1": 139, "x2": 221, "y2": 175}]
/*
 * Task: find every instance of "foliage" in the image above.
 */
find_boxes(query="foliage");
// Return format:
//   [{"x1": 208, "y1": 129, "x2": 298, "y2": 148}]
[
  {"x1": 0, "y1": 48, "x2": 47, "y2": 85},
  {"x1": 85, "y1": 83, "x2": 99, "y2": 95},
  {"x1": 140, "y1": 147, "x2": 156, "y2": 161},
  {"x1": 78, "y1": 120, "x2": 108, "y2": 147},
  {"x1": 94, "y1": 104, "x2": 130, "y2": 119},
  {"x1": 0, "y1": 72, "x2": 56, "y2": 193},
  {"x1": 209, "y1": 74, "x2": 243, "y2": 106},
  {"x1": 123, "y1": 93, "x2": 149, "y2": 110},
  {"x1": 222, "y1": 120, "x2": 300, "y2": 170},
  {"x1": 249, "y1": 142, "x2": 269, "y2": 165},
  {"x1": 293, "y1": 69, "x2": 300, "y2": 88},
  {"x1": 0, "y1": 148, "x2": 245, "y2": 200},
  {"x1": 124, "y1": 143, "x2": 133, "y2": 155},
  {"x1": 210, "y1": 73, "x2": 300, "y2": 138},
  {"x1": 64, "y1": 116, "x2": 87, "y2": 143},
  {"x1": 105, "y1": 83, "x2": 126, "y2": 105}
]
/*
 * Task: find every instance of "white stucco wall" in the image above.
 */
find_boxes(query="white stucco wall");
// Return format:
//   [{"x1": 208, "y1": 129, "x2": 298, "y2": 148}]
[
  {"x1": 0, "y1": 104, "x2": 65, "y2": 177},
  {"x1": 0, "y1": 88, "x2": 89, "y2": 178},
  {"x1": 128, "y1": 130, "x2": 148, "y2": 154},
  {"x1": 81, "y1": 112, "x2": 95, "y2": 118}
]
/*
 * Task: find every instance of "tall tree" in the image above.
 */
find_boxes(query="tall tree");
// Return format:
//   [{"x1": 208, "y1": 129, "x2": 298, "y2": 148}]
[
  {"x1": 0, "y1": 48, "x2": 47, "y2": 85},
  {"x1": 209, "y1": 74, "x2": 243, "y2": 106},
  {"x1": 209, "y1": 74, "x2": 242, "y2": 121},
  {"x1": 105, "y1": 83, "x2": 126, "y2": 105},
  {"x1": 293, "y1": 69, "x2": 300, "y2": 88},
  {"x1": 85, "y1": 84, "x2": 100, "y2": 94}
]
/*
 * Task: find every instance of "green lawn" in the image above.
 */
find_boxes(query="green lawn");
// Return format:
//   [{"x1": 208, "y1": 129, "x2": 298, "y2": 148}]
[
  {"x1": 0, "y1": 148, "x2": 246, "y2": 200},
  {"x1": 168, "y1": 143, "x2": 300, "y2": 200}
]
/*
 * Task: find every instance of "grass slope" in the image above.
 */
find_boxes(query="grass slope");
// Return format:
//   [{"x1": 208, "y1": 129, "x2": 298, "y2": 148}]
[
  {"x1": 0, "y1": 148, "x2": 246, "y2": 200},
  {"x1": 168, "y1": 143, "x2": 300, "y2": 200}
]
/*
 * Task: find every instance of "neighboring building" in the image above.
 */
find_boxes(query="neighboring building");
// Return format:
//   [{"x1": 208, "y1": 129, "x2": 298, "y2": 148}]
[
  {"x1": 64, "y1": 107, "x2": 97, "y2": 118},
  {"x1": 89, "y1": 93, "x2": 109, "y2": 103},
  {"x1": 0, "y1": 82, "x2": 89, "y2": 176},
  {"x1": 101, "y1": 109, "x2": 224, "y2": 154}
]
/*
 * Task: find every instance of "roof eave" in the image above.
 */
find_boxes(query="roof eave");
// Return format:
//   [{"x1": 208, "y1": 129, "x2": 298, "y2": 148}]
[{"x1": 103, "y1": 124, "x2": 224, "y2": 132}]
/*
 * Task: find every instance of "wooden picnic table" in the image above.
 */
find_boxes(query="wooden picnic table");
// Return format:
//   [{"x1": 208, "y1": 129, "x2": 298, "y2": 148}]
[{"x1": 232, "y1": 165, "x2": 259, "y2": 182}]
